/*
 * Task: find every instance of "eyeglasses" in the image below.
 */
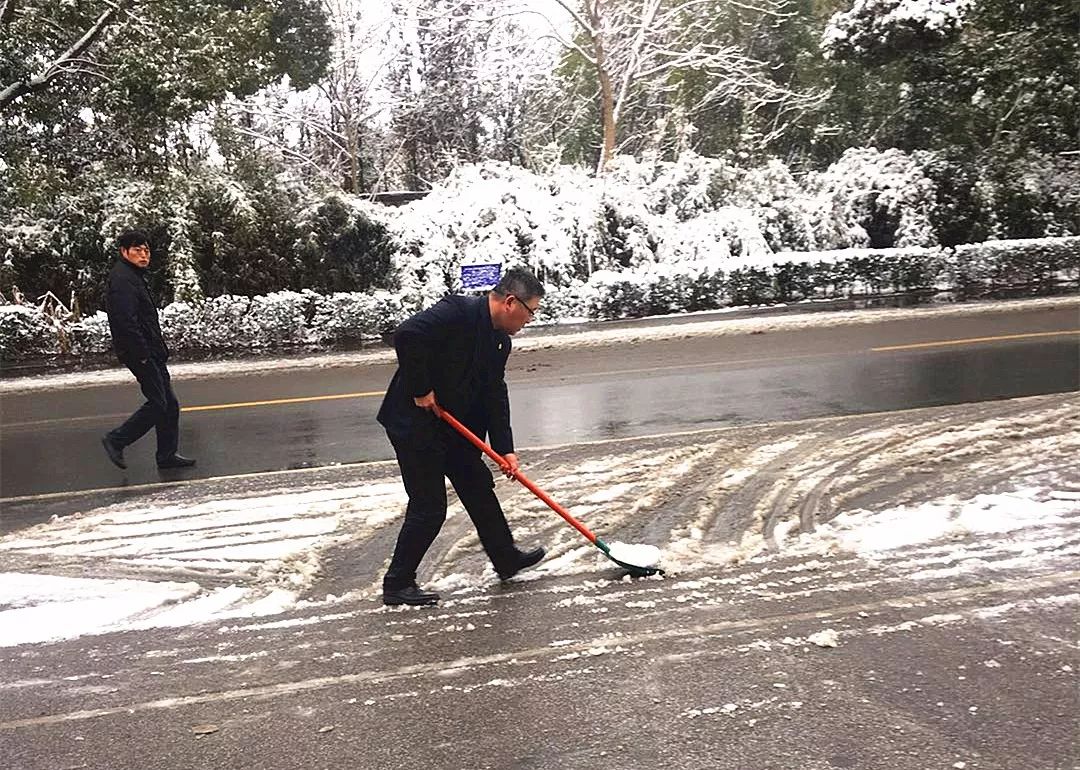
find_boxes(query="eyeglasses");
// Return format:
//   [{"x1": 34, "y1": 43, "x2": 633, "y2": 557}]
[{"x1": 509, "y1": 295, "x2": 539, "y2": 320}]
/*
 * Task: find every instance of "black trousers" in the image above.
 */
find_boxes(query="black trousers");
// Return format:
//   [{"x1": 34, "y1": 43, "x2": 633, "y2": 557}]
[
  {"x1": 384, "y1": 432, "x2": 517, "y2": 590},
  {"x1": 107, "y1": 358, "x2": 180, "y2": 463}
]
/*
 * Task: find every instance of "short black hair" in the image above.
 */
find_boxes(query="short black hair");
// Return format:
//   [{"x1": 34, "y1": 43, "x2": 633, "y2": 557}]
[
  {"x1": 116, "y1": 229, "x2": 150, "y2": 250},
  {"x1": 492, "y1": 266, "x2": 545, "y2": 301}
]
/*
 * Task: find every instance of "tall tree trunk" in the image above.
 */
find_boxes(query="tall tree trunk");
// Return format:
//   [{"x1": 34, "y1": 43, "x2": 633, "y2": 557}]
[
  {"x1": 345, "y1": 106, "x2": 359, "y2": 194},
  {"x1": 589, "y1": 1, "x2": 616, "y2": 174}
]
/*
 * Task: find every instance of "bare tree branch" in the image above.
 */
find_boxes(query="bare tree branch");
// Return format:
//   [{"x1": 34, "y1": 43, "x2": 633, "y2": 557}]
[
  {"x1": 0, "y1": 0, "x2": 130, "y2": 110},
  {"x1": 535, "y1": 0, "x2": 823, "y2": 172}
]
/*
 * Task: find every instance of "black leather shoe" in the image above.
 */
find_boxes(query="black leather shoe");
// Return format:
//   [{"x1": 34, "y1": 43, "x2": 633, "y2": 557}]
[
  {"x1": 157, "y1": 454, "x2": 196, "y2": 469},
  {"x1": 383, "y1": 584, "x2": 440, "y2": 607},
  {"x1": 101, "y1": 436, "x2": 126, "y2": 469},
  {"x1": 497, "y1": 546, "x2": 546, "y2": 581}
]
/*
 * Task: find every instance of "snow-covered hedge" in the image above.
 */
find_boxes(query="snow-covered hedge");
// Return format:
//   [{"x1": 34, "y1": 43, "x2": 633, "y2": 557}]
[
  {"x1": 7, "y1": 149, "x2": 1077, "y2": 319},
  {"x1": 2, "y1": 238, "x2": 1075, "y2": 364},
  {"x1": 0, "y1": 290, "x2": 409, "y2": 363},
  {"x1": 946, "y1": 237, "x2": 1080, "y2": 299}
]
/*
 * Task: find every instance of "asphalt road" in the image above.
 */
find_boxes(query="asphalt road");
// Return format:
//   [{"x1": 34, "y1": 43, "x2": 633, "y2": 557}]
[
  {"x1": 1, "y1": 302, "x2": 1077, "y2": 770},
  {"x1": 2, "y1": 501, "x2": 1076, "y2": 770},
  {"x1": 1, "y1": 302, "x2": 1076, "y2": 504}
]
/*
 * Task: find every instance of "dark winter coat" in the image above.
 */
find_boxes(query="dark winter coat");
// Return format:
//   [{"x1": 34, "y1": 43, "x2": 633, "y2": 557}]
[
  {"x1": 377, "y1": 295, "x2": 514, "y2": 455},
  {"x1": 105, "y1": 259, "x2": 169, "y2": 364}
]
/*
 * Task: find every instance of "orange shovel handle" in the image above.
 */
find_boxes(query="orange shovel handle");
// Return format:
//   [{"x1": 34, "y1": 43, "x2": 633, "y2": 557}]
[{"x1": 432, "y1": 404, "x2": 598, "y2": 544}]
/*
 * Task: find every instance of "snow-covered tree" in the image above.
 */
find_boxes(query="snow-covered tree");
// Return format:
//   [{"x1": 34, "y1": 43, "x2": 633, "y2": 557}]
[
  {"x1": 385, "y1": 0, "x2": 492, "y2": 187},
  {"x1": 209, "y1": 1, "x2": 392, "y2": 194},
  {"x1": 542, "y1": 0, "x2": 825, "y2": 172},
  {"x1": 822, "y1": 0, "x2": 973, "y2": 64},
  {"x1": 1, "y1": 0, "x2": 333, "y2": 174},
  {"x1": 805, "y1": 147, "x2": 939, "y2": 249}
]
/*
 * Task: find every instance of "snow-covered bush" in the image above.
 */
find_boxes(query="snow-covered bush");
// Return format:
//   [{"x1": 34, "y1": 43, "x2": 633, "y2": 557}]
[
  {"x1": 387, "y1": 162, "x2": 601, "y2": 303},
  {"x1": 728, "y1": 159, "x2": 816, "y2": 252},
  {"x1": 584, "y1": 270, "x2": 653, "y2": 319},
  {"x1": 156, "y1": 290, "x2": 411, "y2": 352},
  {"x1": 309, "y1": 290, "x2": 409, "y2": 344},
  {"x1": 67, "y1": 311, "x2": 112, "y2": 356},
  {"x1": 245, "y1": 291, "x2": 317, "y2": 347},
  {"x1": 974, "y1": 152, "x2": 1080, "y2": 241},
  {"x1": 599, "y1": 199, "x2": 657, "y2": 269},
  {"x1": 384, "y1": 155, "x2": 775, "y2": 295},
  {"x1": 726, "y1": 268, "x2": 777, "y2": 305},
  {"x1": 822, "y1": 0, "x2": 973, "y2": 64},
  {"x1": 160, "y1": 302, "x2": 202, "y2": 353},
  {"x1": 576, "y1": 263, "x2": 729, "y2": 317},
  {"x1": 537, "y1": 281, "x2": 591, "y2": 322},
  {"x1": 599, "y1": 153, "x2": 772, "y2": 270},
  {"x1": 805, "y1": 148, "x2": 939, "y2": 250},
  {"x1": 0, "y1": 305, "x2": 59, "y2": 360},
  {"x1": 641, "y1": 263, "x2": 723, "y2": 315},
  {"x1": 1, "y1": 190, "x2": 111, "y2": 312},
  {"x1": 657, "y1": 208, "x2": 774, "y2": 266},
  {"x1": 185, "y1": 292, "x2": 315, "y2": 350},
  {"x1": 772, "y1": 245, "x2": 949, "y2": 296},
  {"x1": 296, "y1": 196, "x2": 397, "y2": 294},
  {"x1": 196, "y1": 295, "x2": 257, "y2": 350},
  {"x1": 946, "y1": 237, "x2": 1080, "y2": 299},
  {"x1": 605, "y1": 152, "x2": 735, "y2": 221}
]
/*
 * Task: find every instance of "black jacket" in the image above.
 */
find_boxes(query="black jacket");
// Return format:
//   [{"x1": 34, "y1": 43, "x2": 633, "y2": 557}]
[
  {"x1": 377, "y1": 295, "x2": 514, "y2": 454},
  {"x1": 105, "y1": 259, "x2": 169, "y2": 364}
]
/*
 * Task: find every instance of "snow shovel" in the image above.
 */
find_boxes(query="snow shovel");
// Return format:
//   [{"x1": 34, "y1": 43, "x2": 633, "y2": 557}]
[{"x1": 433, "y1": 404, "x2": 663, "y2": 577}]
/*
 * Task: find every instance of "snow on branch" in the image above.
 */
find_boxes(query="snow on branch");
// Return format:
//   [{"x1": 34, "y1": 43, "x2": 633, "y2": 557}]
[
  {"x1": 821, "y1": 0, "x2": 973, "y2": 64},
  {"x1": 0, "y1": 0, "x2": 130, "y2": 110},
  {"x1": 545, "y1": 0, "x2": 825, "y2": 172}
]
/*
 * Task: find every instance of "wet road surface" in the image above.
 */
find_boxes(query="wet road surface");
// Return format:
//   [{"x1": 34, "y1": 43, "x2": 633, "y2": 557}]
[
  {"x1": 1, "y1": 303, "x2": 1077, "y2": 507},
  {"x1": 1, "y1": 386, "x2": 1077, "y2": 770},
  {"x1": 2, "y1": 517, "x2": 1076, "y2": 770}
]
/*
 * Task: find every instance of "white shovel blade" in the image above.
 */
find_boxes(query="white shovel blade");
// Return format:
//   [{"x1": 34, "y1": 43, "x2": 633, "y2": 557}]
[{"x1": 607, "y1": 542, "x2": 662, "y2": 570}]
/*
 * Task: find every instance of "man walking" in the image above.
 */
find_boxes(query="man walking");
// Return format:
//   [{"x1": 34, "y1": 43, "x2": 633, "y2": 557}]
[
  {"x1": 377, "y1": 267, "x2": 547, "y2": 606},
  {"x1": 101, "y1": 229, "x2": 195, "y2": 471}
]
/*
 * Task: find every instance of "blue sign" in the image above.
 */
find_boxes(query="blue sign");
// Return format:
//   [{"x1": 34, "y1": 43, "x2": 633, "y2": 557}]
[{"x1": 460, "y1": 263, "x2": 502, "y2": 290}]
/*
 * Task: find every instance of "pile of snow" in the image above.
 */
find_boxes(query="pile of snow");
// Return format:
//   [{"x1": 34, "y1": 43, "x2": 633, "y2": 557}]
[
  {"x1": 607, "y1": 541, "x2": 663, "y2": 570},
  {"x1": 0, "y1": 482, "x2": 408, "y2": 647}
]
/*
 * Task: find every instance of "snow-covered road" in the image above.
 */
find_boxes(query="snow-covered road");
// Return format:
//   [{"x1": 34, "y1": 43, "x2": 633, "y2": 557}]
[{"x1": 2, "y1": 390, "x2": 1075, "y2": 648}]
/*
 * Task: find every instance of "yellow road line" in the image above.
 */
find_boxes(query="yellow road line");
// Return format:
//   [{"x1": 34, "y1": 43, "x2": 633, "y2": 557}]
[
  {"x1": 4, "y1": 330, "x2": 1075, "y2": 429},
  {"x1": 0, "y1": 353, "x2": 831, "y2": 429},
  {"x1": 182, "y1": 391, "x2": 385, "y2": 413},
  {"x1": 0, "y1": 391, "x2": 387, "y2": 429},
  {"x1": 872, "y1": 330, "x2": 1079, "y2": 352}
]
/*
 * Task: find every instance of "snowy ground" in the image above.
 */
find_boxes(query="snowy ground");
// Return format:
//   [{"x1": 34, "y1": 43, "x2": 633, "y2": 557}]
[
  {"x1": 2, "y1": 296, "x2": 1077, "y2": 649},
  {"x1": 1, "y1": 383, "x2": 1076, "y2": 648}
]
